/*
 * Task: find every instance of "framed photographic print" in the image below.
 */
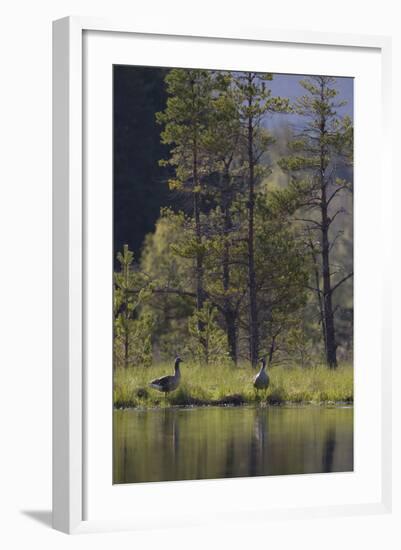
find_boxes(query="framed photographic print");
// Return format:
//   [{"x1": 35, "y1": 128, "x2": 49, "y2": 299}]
[{"x1": 52, "y1": 17, "x2": 392, "y2": 534}]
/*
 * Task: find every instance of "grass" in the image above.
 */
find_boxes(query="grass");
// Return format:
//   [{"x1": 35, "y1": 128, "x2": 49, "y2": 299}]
[{"x1": 113, "y1": 362, "x2": 353, "y2": 409}]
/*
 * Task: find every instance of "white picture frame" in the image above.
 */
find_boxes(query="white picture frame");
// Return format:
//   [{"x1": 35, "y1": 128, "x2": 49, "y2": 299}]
[{"x1": 52, "y1": 16, "x2": 392, "y2": 534}]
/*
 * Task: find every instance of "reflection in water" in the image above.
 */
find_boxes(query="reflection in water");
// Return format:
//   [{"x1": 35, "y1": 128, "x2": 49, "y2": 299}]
[
  {"x1": 322, "y1": 428, "x2": 336, "y2": 472},
  {"x1": 113, "y1": 406, "x2": 353, "y2": 484}
]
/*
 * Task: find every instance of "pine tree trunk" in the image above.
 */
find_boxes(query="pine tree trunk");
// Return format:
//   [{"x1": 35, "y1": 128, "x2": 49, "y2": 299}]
[
  {"x1": 268, "y1": 337, "x2": 275, "y2": 365},
  {"x1": 222, "y1": 241, "x2": 237, "y2": 364},
  {"x1": 193, "y1": 141, "x2": 206, "y2": 347},
  {"x1": 318, "y1": 84, "x2": 337, "y2": 369},
  {"x1": 321, "y1": 197, "x2": 337, "y2": 368},
  {"x1": 309, "y1": 237, "x2": 327, "y2": 357},
  {"x1": 225, "y1": 312, "x2": 237, "y2": 364},
  {"x1": 194, "y1": 190, "x2": 204, "y2": 314},
  {"x1": 222, "y1": 171, "x2": 237, "y2": 364},
  {"x1": 247, "y1": 87, "x2": 259, "y2": 368}
]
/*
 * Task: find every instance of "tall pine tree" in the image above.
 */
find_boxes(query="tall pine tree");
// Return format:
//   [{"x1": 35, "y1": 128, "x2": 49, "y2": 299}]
[
  {"x1": 279, "y1": 76, "x2": 353, "y2": 368},
  {"x1": 156, "y1": 69, "x2": 215, "y2": 352},
  {"x1": 232, "y1": 72, "x2": 289, "y2": 367}
]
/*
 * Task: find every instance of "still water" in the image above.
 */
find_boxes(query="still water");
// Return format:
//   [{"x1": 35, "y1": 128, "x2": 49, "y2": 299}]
[{"x1": 113, "y1": 406, "x2": 353, "y2": 484}]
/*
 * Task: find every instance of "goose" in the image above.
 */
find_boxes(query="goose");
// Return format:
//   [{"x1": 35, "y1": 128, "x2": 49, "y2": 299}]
[
  {"x1": 149, "y1": 357, "x2": 182, "y2": 401},
  {"x1": 253, "y1": 357, "x2": 269, "y2": 393}
]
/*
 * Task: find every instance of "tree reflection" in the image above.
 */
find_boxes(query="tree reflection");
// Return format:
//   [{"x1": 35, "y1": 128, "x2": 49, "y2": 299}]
[{"x1": 113, "y1": 407, "x2": 353, "y2": 483}]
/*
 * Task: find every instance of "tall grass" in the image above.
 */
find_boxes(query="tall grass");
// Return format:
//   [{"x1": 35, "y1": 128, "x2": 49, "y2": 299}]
[{"x1": 113, "y1": 362, "x2": 353, "y2": 409}]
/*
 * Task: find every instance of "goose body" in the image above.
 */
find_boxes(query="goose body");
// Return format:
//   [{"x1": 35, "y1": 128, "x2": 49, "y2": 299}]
[
  {"x1": 150, "y1": 357, "x2": 182, "y2": 394},
  {"x1": 253, "y1": 358, "x2": 269, "y2": 390}
]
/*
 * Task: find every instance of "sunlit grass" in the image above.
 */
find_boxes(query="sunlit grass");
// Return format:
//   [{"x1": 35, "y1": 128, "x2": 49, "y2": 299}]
[{"x1": 113, "y1": 362, "x2": 353, "y2": 409}]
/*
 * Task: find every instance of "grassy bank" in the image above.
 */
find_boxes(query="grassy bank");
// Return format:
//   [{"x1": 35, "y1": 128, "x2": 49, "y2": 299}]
[{"x1": 113, "y1": 362, "x2": 353, "y2": 409}]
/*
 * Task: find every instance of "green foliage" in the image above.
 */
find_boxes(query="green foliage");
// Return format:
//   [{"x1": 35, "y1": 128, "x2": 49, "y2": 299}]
[
  {"x1": 140, "y1": 212, "x2": 194, "y2": 361},
  {"x1": 231, "y1": 72, "x2": 290, "y2": 121},
  {"x1": 114, "y1": 311, "x2": 155, "y2": 369},
  {"x1": 114, "y1": 245, "x2": 154, "y2": 368},
  {"x1": 230, "y1": 71, "x2": 291, "y2": 185},
  {"x1": 187, "y1": 301, "x2": 230, "y2": 365},
  {"x1": 285, "y1": 317, "x2": 313, "y2": 368},
  {"x1": 250, "y1": 191, "x2": 310, "y2": 359},
  {"x1": 156, "y1": 68, "x2": 215, "y2": 190},
  {"x1": 279, "y1": 76, "x2": 353, "y2": 178}
]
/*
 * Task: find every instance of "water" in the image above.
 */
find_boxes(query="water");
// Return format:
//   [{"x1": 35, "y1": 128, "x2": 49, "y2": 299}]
[{"x1": 113, "y1": 406, "x2": 353, "y2": 484}]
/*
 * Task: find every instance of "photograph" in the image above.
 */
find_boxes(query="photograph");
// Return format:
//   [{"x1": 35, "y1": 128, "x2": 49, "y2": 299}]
[
  {"x1": 112, "y1": 65, "x2": 354, "y2": 484},
  {"x1": 0, "y1": 0, "x2": 394, "y2": 543}
]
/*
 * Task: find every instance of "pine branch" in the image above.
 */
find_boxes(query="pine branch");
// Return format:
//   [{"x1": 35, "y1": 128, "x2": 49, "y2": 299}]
[
  {"x1": 330, "y1": 272, "x2": 353, "y2": 294},
  {"x1": 295, "y1": 217, "x2": 323, "y2": 228},
  {"x1": 327, "y1": 184, "x2": 349, "y2": 206}
]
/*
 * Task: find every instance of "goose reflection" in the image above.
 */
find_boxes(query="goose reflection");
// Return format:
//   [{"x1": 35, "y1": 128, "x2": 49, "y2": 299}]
[{"x1": 249, "y1": 408, "x2": 269, "y2": 476}]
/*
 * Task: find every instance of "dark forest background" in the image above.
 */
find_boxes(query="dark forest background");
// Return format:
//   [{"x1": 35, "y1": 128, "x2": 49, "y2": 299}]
[{"x1": 113, "y1": 66, "x2": 171, "y2": 263}]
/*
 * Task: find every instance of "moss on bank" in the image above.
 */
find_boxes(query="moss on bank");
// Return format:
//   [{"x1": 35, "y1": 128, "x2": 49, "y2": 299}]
[{"x1": 113, "y1": 362, "x2": 353, "y2": 409}]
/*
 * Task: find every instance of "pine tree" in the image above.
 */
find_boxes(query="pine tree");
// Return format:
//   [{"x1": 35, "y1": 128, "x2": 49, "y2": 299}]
[
  {"x1": 188, "y1": 301, "x2": 229, "y2": 365},
  {"x1": 140, "y1": 211, "x2": 194, "y2": 360},
  {"x1": 114, "y1": 245, "x2": 154, "y2": 368},
  {"x1": 279, "y1": 76, "x2": 353, "y2": 368},
  {"x1": 200, "y1": 72, "x2": 243, "y2": 363},
  {"x1": 253, "y1": 191, "x2": 309, "y2": 364},
  {"x1": 231, "y1": 72, "x2": 290, "y2": 367},
  {"x1": 156, "y1": 69, "x2": 215, "y2": 352}
]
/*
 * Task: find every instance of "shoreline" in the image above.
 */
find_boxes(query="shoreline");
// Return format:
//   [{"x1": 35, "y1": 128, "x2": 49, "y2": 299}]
[{"x1": 114, "y1": 398, "x2": 353, "y2": 411}]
